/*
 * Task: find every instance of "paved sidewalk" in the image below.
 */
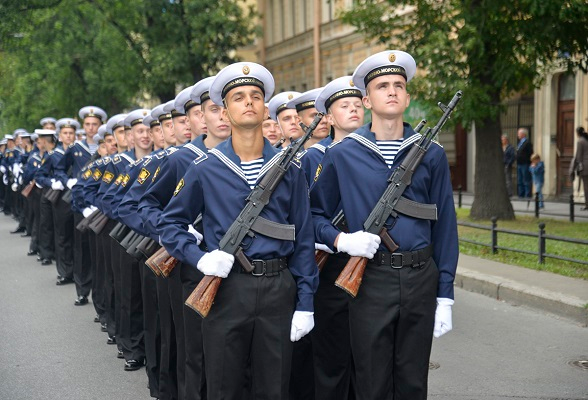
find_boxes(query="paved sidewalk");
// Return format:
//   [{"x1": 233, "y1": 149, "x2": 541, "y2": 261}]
[{"x1": 453, "y1": 192, "x2": 588, "y2": 326}]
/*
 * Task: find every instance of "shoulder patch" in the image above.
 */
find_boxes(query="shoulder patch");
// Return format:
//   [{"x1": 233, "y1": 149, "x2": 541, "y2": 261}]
[
  {"x1": 173, "y1": 178, "x2": 185, "y2": 196},
  {"x1": 314, "y1": 164, "x2": 323, "y2": 182},
  {"x1": 137, "y1": 168, "x2": 150, "y2": 184},
  {"x1": 122, "y1": 174, "x2": 131, "y2": 187},
  {"x1": 102, "y1": 171, "x2": 115, "y2": 184},
  {"x1": 82, "y1": 169, "x2": 92, "y2": 180},
  {"x1": 152, "y1": 166, "x2": 161, "y2": 182},
  {"x1": 92, "y1": 168, "x2": 103, "y2": 181},
  {"x1": 112, "y1": 155, "x2": 121, "y2": 164},
  {"x1": 114, "y1": 174, "x2": 124, "y2": 186}
]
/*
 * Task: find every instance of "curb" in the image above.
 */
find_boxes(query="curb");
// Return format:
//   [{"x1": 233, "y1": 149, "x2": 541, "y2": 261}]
[{"x1": 455, "y1": 267, "x2": 588, "y2": 327}]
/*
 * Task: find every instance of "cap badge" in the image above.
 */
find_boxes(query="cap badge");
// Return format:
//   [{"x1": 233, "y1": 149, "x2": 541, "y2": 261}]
[
  {"x1": 143, "y1": 111, "x2": 148, "y2": 116},
  {"x1": 288, "y1": 93, "x2": 293, "y2": 100},
  {"x1": 349, "y1": 80, "x2": 355, "y2": 87},
  {"x1": 388, "y1": 53, "x2": 396, "y2": 62},
  {"x1": 242, "y1": 65, "x2": 250, "y2": 75}
]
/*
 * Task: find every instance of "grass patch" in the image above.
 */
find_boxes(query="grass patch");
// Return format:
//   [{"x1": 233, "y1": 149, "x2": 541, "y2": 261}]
[{"x1": 456, "y1": 208, "x2": 588, "y2": 279}]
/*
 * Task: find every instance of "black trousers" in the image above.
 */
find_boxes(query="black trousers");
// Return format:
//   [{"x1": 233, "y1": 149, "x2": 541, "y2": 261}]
[
  {"x1": 142, "y1": 260, "x2": 161, "y2": 399},
  {"x1": 310, "y1": 253, "x2": 355, "y2": 400},
  {"x1": 25, "y1": 189, "x2": 34, "y2": 234},
  {"x1": 203, "y1": 269, "x2": 296, "y2": 400},
  {"x1": 53, "y1": 195, "x2": 74, "y2": 280},
  {"x1": 108, "y1": 233, "x2": 123, "y2": 345},
  {"x1": 90, "y1": 225, "x2": 106, "y2": 322},
  {"x1": 157, "y1": 275, "x2": 178, "y2": 400},
  {"x1": 17, "y1": 188, "x2": 27, "y2": 230},
  {"x1": 73, "y1": 212, "x2": 93, "y2": 297},
  {"x1": 290, "y1": 336, "x2": 314, "y2": 400},
  {"x1": 118, "y1": 248, "x2": 145, "y2": 362},
  {"x1": 181, "y1": 263, "x2": 207, "y2": 400},
  {"x1": 168, "y1": 264, "x2": 186, "y2": 400},
  {"x1": 28, "y1": 187, "x2": 42, "y2": 253},
  {"x1": 4, "y1": 185, "x2": 14, "y2": 216},
  {"x1": 38, "y1": 189, "x2": 55, "y2": 261},
  {"x1": 349, "y1": 258, "x2": 438, "y2": 400}
]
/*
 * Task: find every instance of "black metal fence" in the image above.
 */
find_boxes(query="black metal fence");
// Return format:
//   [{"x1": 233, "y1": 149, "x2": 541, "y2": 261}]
[{"x1": 458, "y1": 216, "x2": 588, "y2": 266}]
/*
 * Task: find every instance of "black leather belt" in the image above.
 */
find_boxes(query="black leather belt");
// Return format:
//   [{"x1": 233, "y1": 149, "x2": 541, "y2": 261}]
[
  {"x1": 370, "y1": 244, "x2": 433, "y2": 269},
  {"x1": 233, "y1": 257, "x2": 288, "y2": 277}
]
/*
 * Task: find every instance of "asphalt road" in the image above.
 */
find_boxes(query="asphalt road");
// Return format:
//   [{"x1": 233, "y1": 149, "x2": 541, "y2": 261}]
[{"x1": 0, "y1": 213, "x2": 586, "y2": 400}]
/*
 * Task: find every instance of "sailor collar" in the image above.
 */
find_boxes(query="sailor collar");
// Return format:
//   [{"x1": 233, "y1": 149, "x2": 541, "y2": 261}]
[
  {"x1": 209, "y1": 137, "x2": 282, "y2": 185},
  {"x1": 345, "y1": 122, "x2": 421, "y2": 161}
]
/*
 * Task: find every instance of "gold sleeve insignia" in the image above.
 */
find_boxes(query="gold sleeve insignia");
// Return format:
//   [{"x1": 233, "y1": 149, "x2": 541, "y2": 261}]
[
  {"x1": 137, "y1": 168, "x2": 150, "y2": 185},
  {"x1": 173, "y1": 178, "x2": 185, "y2": 196},
  {"x1": 314, "y1": 164, "x2": 323, "y2": 182},
  {"x1": 93, "y1": 169, "x2": 103, "y2": 181},
  {"x1": 114, "y1": 174, "x2": 124, "y2": 186},
  {"x1": 102, "y1": 171, "x2": 115, "y2": 184},
  {"x1": 152, "y1": 166, "x2": 161, "y2": 182},
  {"x1": 122, "y1": 174, "x2": 131, "y2": 187},
  {"x1": 82, "y1": 169, "x2": 92, "y2": 180}
]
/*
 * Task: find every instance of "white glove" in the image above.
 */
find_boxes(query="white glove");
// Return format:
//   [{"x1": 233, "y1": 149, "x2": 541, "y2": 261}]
[
  {"x1": 315, "y1": 243, "x2": 334, "y2": 254},
  {"x1": 35, "y1": 182, "x2": 42, "y2": 189},
  {"x1": 18, "y1": 176, "x2": 22, "y2": 185},
  {"x1": 336, "y1": 231, "x2": 380, "y2": 258},
  {"x1": 66, "y1": 178, "x2": 78, "y2": 189},
  {"x1": 0, "y1": 165, "x2": 6, "y2": 174},
  {"x1": 51, "y1": 180, "x2": 65, "y2": 191},
  {"x1": 196, "y1": 249, "x2": 234, "y2": 278},
  {"x1": 433, "y1": 298, "x2": 454, "y2": 338},
  {"x1": 82, "y1": 207, "x2": 94, "y2": 218},
  {"x1": 11, "y1": 183, "x2": 18, "y2": 192},
  {"x1": 12, "y1": 163, "x2": 22, "y2": 175},
  {"x1": 188, "y1": 224, "x2": 203, "y2": 245},
  {"x1": 3, "y1": 175, "x2": 8, "y2": 185},
  {"x1": 290, "y1": 311, "x2": 314, "y2": 342}
]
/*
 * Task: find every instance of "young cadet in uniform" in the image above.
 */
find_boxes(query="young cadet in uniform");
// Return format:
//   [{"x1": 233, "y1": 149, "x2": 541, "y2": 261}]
[
  {"x1": 286, "y1": 88, "x2": 330, "y2": 150},
  {"x1": 310, "y1": 50, "x2": 458, "y2": 400},
  {"x1": 164, "y1": 99, "x2": 192, "y2": 144},
  {"x1": 23, "y1": 131, "x2": 44, "y2": 258},
  {"x1": 55, "y1": 110, "x2": 103, "y2": 306},
  {"x1": 158, "y1": 62, "x2": 319, "y2": 400},
  {"x1": 40, "y1": 117, "x2": 57, "y2": 130},
  {"x1": 262, "y1": 114, "x2": 281, "y2": 146},
  {"x1": 1, "y1": 134, "x2": 20, "y2": 217},
  {"x1": 307, "y1": 77, "x2": 365, "y2": 400},
  {"x1": 34, "y1": 130, "x2": 59, "y2": 268},
  {"x1": 267, "y1": 91, "x2": 302, "y2": 149},
  {"x1": 12, "y1": 129, "x2": 31, "y2": 236},
  {"x1": 175, "y1": 85, "x2": 207, "y2": 138}
]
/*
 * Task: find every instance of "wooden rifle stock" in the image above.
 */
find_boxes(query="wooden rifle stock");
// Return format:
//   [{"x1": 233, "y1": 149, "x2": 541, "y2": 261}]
[
  {"x1": 145, "y1": 247, "x2": 165, "y2": 277},
  {"x1": 21, "y1": 182, "x2": 35, "y2": 198},
  {"x1": 185, "y1": 275, "x2": 221, "y2": 318},
  {"x1": 335, "y1": 228, "x2": 398, "y2": 297},
  {"x1": 315, "y1": 250, "x2": 331, "y2": 272},
  {"x1": 155, "y1": 249, "x2": 179, "y2": 278}
]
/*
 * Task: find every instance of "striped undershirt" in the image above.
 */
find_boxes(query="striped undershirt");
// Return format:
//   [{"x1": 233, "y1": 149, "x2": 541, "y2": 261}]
[
  {"x1": 241, "y1": 158, "x2": 264, "y2": 189},
  {"x1": 376, "y1": 139, "x2": 404, "y2": 168}
]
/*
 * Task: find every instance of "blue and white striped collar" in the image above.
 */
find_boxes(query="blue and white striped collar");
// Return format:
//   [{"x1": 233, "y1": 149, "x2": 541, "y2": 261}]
[{"x1": 345, "y1": 122, "x2": 421, "y2": 160}]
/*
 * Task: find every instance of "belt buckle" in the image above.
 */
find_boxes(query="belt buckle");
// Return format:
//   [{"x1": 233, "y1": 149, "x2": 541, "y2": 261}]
[
  {"x1": 390, "y1": 253, "x2": 403, "y2": 269},
  {"x1": 251, "y1": 260, "x2": 266, "y2": 276}
]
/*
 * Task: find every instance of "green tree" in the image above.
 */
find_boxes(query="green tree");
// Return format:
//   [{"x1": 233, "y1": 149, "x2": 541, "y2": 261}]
[
  {"x1": 342, "y1": 0, "x2": 588, "y2": 219},
  {"x1": 0, "y1": 0, "x2": 258, "y2": 133}
]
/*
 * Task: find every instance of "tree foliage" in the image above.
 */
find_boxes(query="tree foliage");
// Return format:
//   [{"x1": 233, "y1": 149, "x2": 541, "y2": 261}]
[
  {"x1": 342, "y1": 0, "x2": 588, "y2": 219},
  {"x1": 0, "y1": 0, "x2": 258, "y2": 133}
]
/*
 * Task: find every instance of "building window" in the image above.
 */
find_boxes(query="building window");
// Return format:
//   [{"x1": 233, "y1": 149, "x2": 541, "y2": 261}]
[{"x1": 559, "y1": 74, "x2": 575, "y2": 101}]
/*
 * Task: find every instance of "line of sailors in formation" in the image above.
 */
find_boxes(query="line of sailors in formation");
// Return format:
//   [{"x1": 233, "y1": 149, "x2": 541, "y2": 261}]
[{"x1": 1, "y1": 50, "x2": 458, "y2": 400}]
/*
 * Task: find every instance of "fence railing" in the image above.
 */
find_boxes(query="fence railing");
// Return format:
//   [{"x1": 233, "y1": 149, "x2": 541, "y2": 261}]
[
  {"x1": 458, "y1": 216, "x2": 588, "y2": 265},
  {"x1": 456, "y1": 186, "x2": 586, "y2": 222}
]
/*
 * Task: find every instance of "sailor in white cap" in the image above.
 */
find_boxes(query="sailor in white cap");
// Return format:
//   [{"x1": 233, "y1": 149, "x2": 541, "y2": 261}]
[
  {"x1": 267, "y1": 91, "x2": 301, "y2": 148},
  {"x1": 1, "y1": 133, "x2": 20, "y2": 217},
  {"x1": 151, "y1": 104, "x2": 176, "y2": 149},
  {"x1": 105, "y1": 113, "x2": 127, "y2": 154},
  {"x1": 189, "y1": 77, "x2": 218, "y2": 136},
  {"x1": 175, "y1": 84, "x2": 206, "y2": 138},
  {"x1": 261, "y1": 111, "x2": 281, "y2": 147},
  {"x1": 76, "y1": 128, "x2": 85, "y2": 142},
  {"x1": 286, "y1": 87, "x2": 330, "y2": 149},
  {"x1": 158, "y1": 62, "x2": 318, "y2": 399},
  {"x1": 164, "y1": 99, "x2": 191, "y2": 144},
  {"x1": 310, "y1": 50, "x2": 457, "y2": 400},
  {"x1": 40, "y1": 117, "x2": 57, "y2": 130},
  {"x1": 191, "y1": 75, "x2": 231, "y2": 149}
]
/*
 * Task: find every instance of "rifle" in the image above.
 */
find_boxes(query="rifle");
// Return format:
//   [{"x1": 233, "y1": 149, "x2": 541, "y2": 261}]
[
  {"x1": 154, "y1": 215, "x2": 203, "y2": 278},
  {"x1": 109, "y1": 222, "x2": 131, "y2": 244},
  {"x1": 185, "y1": 112, "x2": 325, "y2": 317},
  {"x1": 21, "y1": 181, "x2": 35, "y2": 198},
  {"x1": 136, "y1": 236, "x2": 159, "y2": 259},
  {"x1": 61, "y1": 189, "x2": 72, "y2": 205},
  {"x1": 126, "y1": 233, "x2": 146, "y2": 260},
  {"x1": 335, "y1": 91, "x2": 462, "y2": 297},
  {"x1": 44, "y1": 188, "x2": 62, "y2": 205},
  {"x1": 76, "y1": 209, "x2": 101, "y2": 232},
  {"x1": 314, "y1": 119, "x2": 427, "y2": 272},
  {"x1": 88, "y1": 212, "x2": 110, "y2": 234},
  {"x1": 145, "y1": 246, "x2": 166, "y2": 276}
]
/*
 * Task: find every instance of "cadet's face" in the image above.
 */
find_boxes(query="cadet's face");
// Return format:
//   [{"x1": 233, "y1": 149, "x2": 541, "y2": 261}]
[
  {"x1": 132, "y1": 124, "x2": 152, "y2": 151},
  {"x1": 187, "y1": 107, "x2": 206, "y2": 136},
  {"x1": 15, "y1": 136, "x2": 22, "y2": 146},
  {"x1": 114, "y1": 126, "x2": 127, "y2": 148},
  {"x1": 60, "y1": 127, "x2": 76, "y2": 146},
  {"x1": 262, "y1": 118, "x2": 281, "y2": 145},
  {"x1": 35, "y1": 140, "x2": 45, "y2": 151},
  {"x1": 124, "y1": 128, "x2": 134, "y2": 148},
  {"x1": 160, "y1": 119, "x2": 176, "y2": 146},
  {"x1": 7, "y1": 140, "x2": 15, "y2": 149},
  {"x1": 327, "y1": 97, "x2": 364, "y2": 134},
  {"x1": 202, "y1": 100, "x2": 231, "y2": 141},
  {"x1": 104, "y1": 135, "x2": 118, "y2": 154},
  {"x1": 172, "y1": 115, "x2": 191, "y2": 142},
  {"x1": 150, "y1": 125, "x2": 165, "y2": 149},
  {"x1": 277, "y1": 109, "x2": 302, "y2": 140},
  {"x1": 97, "y1": 143, "x2": 108, "y2": 157},
  {"x1": 299, "y1": 107, "x2": 329, "y2": 139},
  {"x1": 364, "y1": 75, "x2": 410, "y2": 118},
  {"x1": 83, "y1": 117, "x2": 101, "y2": 136},
  {"x1": 223, "y1": 86, "x2": 267, "y2": 131},
  {"x1": 43, "y1": 123, "x2": 56, "y2": 130}
]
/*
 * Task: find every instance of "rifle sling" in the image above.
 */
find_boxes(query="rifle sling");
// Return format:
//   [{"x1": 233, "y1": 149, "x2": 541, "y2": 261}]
[
  {"x1": 250, "y1": 216, "x2": 295, "y2": 241},
  {"x1": 395, "y1": 196, "x2": 437, "y2": 221}
]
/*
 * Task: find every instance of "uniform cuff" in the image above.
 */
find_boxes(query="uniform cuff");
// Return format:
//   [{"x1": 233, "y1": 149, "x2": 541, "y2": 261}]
[{"x1": 296, "y1": 292, "x2": 314, "y2": 312}]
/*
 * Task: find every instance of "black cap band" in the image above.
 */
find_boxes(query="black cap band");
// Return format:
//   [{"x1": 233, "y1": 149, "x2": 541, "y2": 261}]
[
  {"x1": 325, "y1": 88, "x2": 363, "y2": 111},
  {"x1": 184, "y1": 99, "x2": 198, "y2": 112},
  {"x1": 364, "y1": 66, "x2": 407, "y2": 87},
  {"x1": 200, "y1": 91, "x2": 210, "y2": 104},
  {"x1": 221, "y1": 77, "x2": 265, "y2": 100},
  {"x1": 295, "y1": 100, "x2": 315, "y2": 113},
  {"x1": 158, "y1": 113, "x2": 172, "y2": 122},
  {"x1": 171, "y1": 109, "x2": 185, "y2": 118}
]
